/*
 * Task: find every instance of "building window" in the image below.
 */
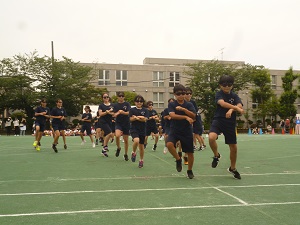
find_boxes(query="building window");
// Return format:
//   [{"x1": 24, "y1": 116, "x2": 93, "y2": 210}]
[
  {"x1": 116, "y1": 70, "x2": 128, "y2": 86},
  {"x1": 98, "y1": 70, "x2": 110, "y2": 85},
  {"x1": 169, "y1": 72, "x2": 180, "y2": 87},
  {"x1": 153, "y1": 92, "x2": 164, "y2": 108},
  {"x1": 271, "y1": 75, "x2": 276, "y2": 89},
  {"x1": 153, "y1": 71, "x2": 164, "y2": 87}
]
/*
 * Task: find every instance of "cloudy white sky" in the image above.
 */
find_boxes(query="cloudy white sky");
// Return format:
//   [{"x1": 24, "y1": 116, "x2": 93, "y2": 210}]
[{"x1": 1, "y1": 0, "x2": 300, "y2": 70}]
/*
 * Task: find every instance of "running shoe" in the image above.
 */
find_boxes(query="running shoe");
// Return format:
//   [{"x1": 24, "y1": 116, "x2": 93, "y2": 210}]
[
  {"x1": 187, "y1": 170, "x2": 194, "y2": 179},
  {"x1": 115, "y1": 148, "x2": 121, "y2": 157},
  {"x1": 52, "y1": 144, "x2": 58, "y2": 153},
  {"x1": 124, "y1": 154, "x2": 129, "y2": 161},
  {"x1": 131, "y1": 152, "x2": 136, "y2": 162},
  {"x1": 211, "y1": 153, "x2": 221, "y2": 168},
  {"x1": 102, "y1": 149, "x2": 108, "y2": 157},
  {"x1": 176, "y1": 158, "x2": 182, "y2": 172},
  {"x1": 184, "y1": 156, "x2": 188, "y2": 165},
  {"x1": 227, "y1": 167, "x2": 241, "y2": 179},
  {"x1": 152, "y1": 144, "x2": 157, "y2": 151},
  {"x1": 36, "y1": 145, "x2": 41, "y2": 151},
  {"x1": 138, "y1": 160, "x2": 144, "y2": 168}
]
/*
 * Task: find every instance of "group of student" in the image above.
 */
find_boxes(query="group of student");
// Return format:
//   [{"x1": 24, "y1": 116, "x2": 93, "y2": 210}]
[
  {"x1": 32, "y1": 74, "x2": 244, "y2": 180},
  {"x1": 33, "y1": 99, "x2": 68, "y2": 152}
]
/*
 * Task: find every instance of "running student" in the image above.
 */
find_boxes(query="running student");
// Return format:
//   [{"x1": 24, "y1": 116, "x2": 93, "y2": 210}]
[
  {"x1": 129, "y1": 95, "x2": 149, "y2": 168},
  {"x1": 98, "y1": 93, "x2": 114, "y2": 157},
  {"x1": 144, "y1": 101, "x2": 159, "y2": 151},
  {"x1": 209, "y1": 75, "x2": 244, "y2": 179},
  {"x1": 50, "y1": 99, "x2": 68, "y2": 153},
  {"x1": 33, "y1": 98, "x2": 50, "y2": 151},
  {"x1": 166, "y1": 84, "x2": 196, "y2": 179},
  {"x1": 79, "y1": 105, "x2": 96, "y2": 148},
  {"x1": 113, "y1": 91, "x2": 131, "y2": 161}
]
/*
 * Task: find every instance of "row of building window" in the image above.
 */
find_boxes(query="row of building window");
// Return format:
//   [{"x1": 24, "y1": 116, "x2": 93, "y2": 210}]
[
  {"x1": 98, "y1": 70, "x2": 180, "y2": 87},
  {"x1": 99, "y1": 70, "x2": 279, "y2": 89}
]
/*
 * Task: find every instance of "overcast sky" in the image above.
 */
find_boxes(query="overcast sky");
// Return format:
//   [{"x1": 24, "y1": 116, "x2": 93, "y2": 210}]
[{"x1": 1, "y1": 0, "x2": 300, "y2": 70}]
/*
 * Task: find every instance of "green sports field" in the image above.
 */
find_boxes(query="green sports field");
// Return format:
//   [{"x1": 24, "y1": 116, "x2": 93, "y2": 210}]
[{"x1": 0, "y1": 134, "x2": 300, "y2": 225}]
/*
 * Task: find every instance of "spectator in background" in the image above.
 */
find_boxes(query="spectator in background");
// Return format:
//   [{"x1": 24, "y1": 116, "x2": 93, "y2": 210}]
[
  {"x1": 20, "y1": 117, "x2": 27, "y2": 136},
  {"x1": 13, "y1": 117, "x2": 20, "y2": 136},
  {"x1": 295, "y1": 117, "x2": 300, "y2": 135},
  {"x1": 5, "y1": 117, "x2": 12, "y2": 136}
]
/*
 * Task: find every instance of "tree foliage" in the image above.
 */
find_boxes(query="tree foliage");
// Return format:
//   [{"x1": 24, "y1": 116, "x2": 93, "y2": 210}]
[
  {"x1": 278, "y1": 67, "x2": 299, "y2": 120},
  {"x1": 184, "y1": 60, "x2": 254, "y2": 128},
  {"x1": 250, "y1": 66, "x2": 274, "y2": 125},
  {"x1": 0, "y1": 52, "x2": 106, "y2": 127}
]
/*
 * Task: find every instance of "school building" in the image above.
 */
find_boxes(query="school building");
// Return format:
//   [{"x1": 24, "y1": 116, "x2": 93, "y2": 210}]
[{"x1": 81, "y1": 57, "x2": 300, "y2": 123}]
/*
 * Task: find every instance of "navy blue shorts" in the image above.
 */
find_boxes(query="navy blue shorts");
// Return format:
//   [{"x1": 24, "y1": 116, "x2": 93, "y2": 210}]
[
  {"x1": 99, "y1": 123, "x2": 112, "y2": 136},
  {"x1": 81, "y1": 124, "x2": 92, "y2": 135},
  {"x1": 146, "y1": 126, "x2": 158, "y2": 136},
  {"x1": 130, "y1": 131, "x2": 145, "y2": 145},
  {"x1": 52, "y1": 123, "x2": 65, "y2": 132},
  {"x1": 115, "y1": 123, "x2": 130, "y2": 135},
  {"x1": 167, "y1": 129, "x2": 194, "y2": 153},
  {"x1": 209, "y1": 119, "x2": 236, "y2": 144},
  {"x1": 35, "y1": 121, "x2": 46, "y2": 132}
]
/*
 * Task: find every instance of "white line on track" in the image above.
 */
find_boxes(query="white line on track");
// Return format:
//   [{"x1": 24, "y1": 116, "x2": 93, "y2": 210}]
[
  {"x1": 1, "y1": 183, "x2": 299, "y2": 196},
  {"x1": 1, "y1": 202, "x2": 300, "y2": 218},
  {"x1": 0, "y1": 171, "x2": 300, "y2": 183}
]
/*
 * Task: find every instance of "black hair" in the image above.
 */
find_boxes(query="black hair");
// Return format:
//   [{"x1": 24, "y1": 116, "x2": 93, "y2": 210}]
[
  {"x1": 185, "y1": 87, "x2": 192, "y2": 94},
  {"x1": 219, "y1": 75, "x2": 234, "y2": 84},
  {"x1": 173, "y1": 84, "x2": 186, "y2": 94},
  {"x1": 134, "y1": 95, "x2": 145, "y2": 103}
]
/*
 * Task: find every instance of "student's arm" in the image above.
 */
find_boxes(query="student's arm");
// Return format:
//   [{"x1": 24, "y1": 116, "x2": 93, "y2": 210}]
[
  {"x1": 218, "y1": 100, "x2": 244, "y2": 114},
  {"x1": 169, "y1": 112, "x2": 194, "y2": 124}
]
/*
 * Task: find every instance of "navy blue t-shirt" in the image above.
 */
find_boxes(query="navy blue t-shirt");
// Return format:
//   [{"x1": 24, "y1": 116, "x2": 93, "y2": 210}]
[
  {"x1": 146, "y1": 109, "x2": 158, "y2": 128},
  {"x1": 168, "y1": 100, "x2": 196, "y2": 132},
  {"x1": 129, "y1": 107, "x2": 149, "y2": 135},
  {"x1": 51, "y1": 107, "x2": 67, "y2": 125},
  {"x1": 35, "y1": 106, "x2": 50, "y2": 124},
  {"x1": 98, "y1": 103, "x2": 113, "y2": 125},
  {"x1": 82, "y1": 112, "x2": 92, "y2": 126},
  {"x1": 113, "y1": 102, "x2": 131, "y2": 125},
  {"x1": 214, "y1": 90, "x2": 242, "y2": 121}
]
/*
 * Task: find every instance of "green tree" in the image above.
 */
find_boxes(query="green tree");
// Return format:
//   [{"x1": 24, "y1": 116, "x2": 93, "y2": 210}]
[
  {"x1": 184, "y1": 60, "x2": 254, "y2": 128},
  {"x1": 278, "y1": 67, "x2": 299, "y2": 120},
  {"x1": 0, "y1": 52, "x2": 106, "y2": 128},
  {"x1": 0, "y1": 53, "x2": 40, "y2": 121},
  {"x1": 250, "y1": 66, "x2": 274, "y2": 126}
]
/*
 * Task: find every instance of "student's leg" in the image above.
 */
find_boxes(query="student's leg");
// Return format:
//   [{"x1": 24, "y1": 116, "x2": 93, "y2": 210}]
[
  {"x1": 132, "y1": 137, "x2": 139, "y2": 153},
  {"x1": 187, "y1": 152, "x2": 194, "y2": 171},
  {"x1": 61, "y1": 130, "x2": 67, "y2": 145},
  {"x1": 166, "y1": 141, "x2": 180, "y2": 160},
  {"x1": 138, "y1": 143, "x2": 144, "y2": 161},
  {"x1": 115, "y1": 129, "x2": 122, "y2": 149},
  {"x1": 123, "y1": 134, "x2": 129, "y2": 155},
  {"x1": 228, "y1": 144, "x2": 237, "y2": 169},
  {"x1": 209, "y1": 132, "x2": 219, "y2": 157}
]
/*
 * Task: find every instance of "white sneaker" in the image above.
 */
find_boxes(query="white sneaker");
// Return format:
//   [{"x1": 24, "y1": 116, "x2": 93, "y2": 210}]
[
  {"x1": 81, "y1": 140, "x2": 86, "y2": 145},
  {"x1": 163, "y1": 147, "x2": 168, "y2": 154},
  {"x1": 92, "y1": 142, "x2": 96, "y2": 148}
]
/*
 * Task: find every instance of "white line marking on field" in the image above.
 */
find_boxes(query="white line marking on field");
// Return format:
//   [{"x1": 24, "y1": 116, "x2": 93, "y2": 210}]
[
  {"x1": 1, "y1": 202, "x2": 300, "y2": 218},
  {"x1": 214, "y1": 187, "x2": 248, "y2": 205},
  {"x1": 1, "y1": 183, "x2": 299, "y2": 196},
  {"x1": 0, "y1": 171, "x2": 299, "y2": 183}
]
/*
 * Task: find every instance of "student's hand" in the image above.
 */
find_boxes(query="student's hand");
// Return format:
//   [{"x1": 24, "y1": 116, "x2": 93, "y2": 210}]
[
  {"x1": 236, "y1": 107, "x2": 244, "y2": 114},
  {"x1": 185, "y1": 116, "x2": 194, "y2": 124},
  {"x1": 175, "y1": 106, "x2": 184, "y2": 111},
  {"x1": 226, "y1": 109, "x2": 233, "y2": 118}
]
